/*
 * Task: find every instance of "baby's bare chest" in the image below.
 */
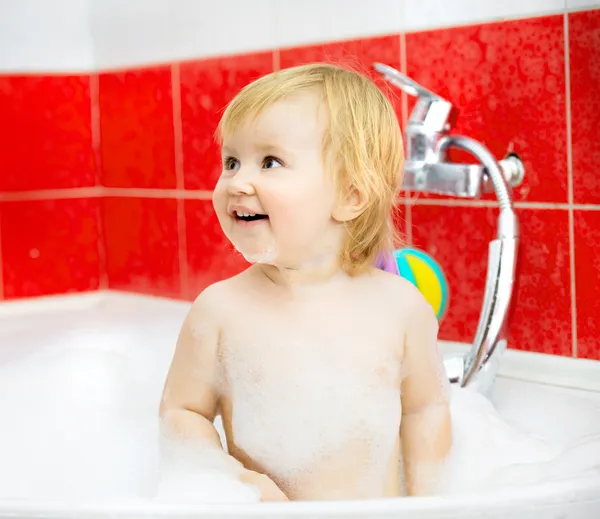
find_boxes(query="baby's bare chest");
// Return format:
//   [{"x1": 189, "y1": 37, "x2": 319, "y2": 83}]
[
  {"x1": 217, "y1": 305, "x2": 403, "y2": 476},
  {"x1": 219, "y1": 304, "x2": 402, "y2": 389}
]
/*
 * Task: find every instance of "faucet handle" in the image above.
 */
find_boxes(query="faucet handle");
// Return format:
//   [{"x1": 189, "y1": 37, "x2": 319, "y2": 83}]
[
  {"x1": 374, "y1": 62, "x2": 457, "y2": 134},
  {"x1": 373, "y1": 62, "x2": 442, "y2": 100}
]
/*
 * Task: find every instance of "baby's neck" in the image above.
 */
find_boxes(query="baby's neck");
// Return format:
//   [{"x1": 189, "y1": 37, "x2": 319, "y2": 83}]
[{"x1": 258, "y1": 260, "x2": 346, "y2": 291}]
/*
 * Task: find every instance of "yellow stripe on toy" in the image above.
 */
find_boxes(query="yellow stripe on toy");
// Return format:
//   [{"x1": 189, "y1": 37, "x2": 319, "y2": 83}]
[{"x1": 394, "y1": 248, "x2": 449, "y2": 321}]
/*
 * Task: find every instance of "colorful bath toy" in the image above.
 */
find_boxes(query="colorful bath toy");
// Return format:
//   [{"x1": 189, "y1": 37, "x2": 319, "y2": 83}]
[{"x1": 376, "y1": 248, "x2": 448, "y2": 321}]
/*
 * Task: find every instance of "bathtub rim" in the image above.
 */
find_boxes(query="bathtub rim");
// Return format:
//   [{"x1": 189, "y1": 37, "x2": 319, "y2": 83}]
[
  {"x1": 1, "y1": 290, "x2": 600, "y2": 517},
  {"x1": 0, "y1": 473, "x2": 599, "y2": 518},
  {"x1": 1, "y1": 290, "x2": 599, "y2": 393}
]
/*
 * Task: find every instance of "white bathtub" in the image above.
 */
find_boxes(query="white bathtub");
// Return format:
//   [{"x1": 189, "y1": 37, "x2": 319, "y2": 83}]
[{"x1": 0, "y1": 291, "x2": 599, "y2": 519}]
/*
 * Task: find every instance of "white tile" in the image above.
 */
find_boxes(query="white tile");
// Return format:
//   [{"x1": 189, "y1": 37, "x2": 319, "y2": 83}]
[
  {"x1": 0, "y1": 0, "x2": 94, "y2": 72},
  {"x1": 170, "y1": 0, "x2": 277, "y2": 59},
  {"x1": 91, "y1": 0, "x2": 177, "y2": 70},
  {"x1": 567, "y1": 0, "x2": 600, "y2": 9},
  {"x1": 275, "y1": 0, "x2": 403, "y2": 48},
  {"x1": 403, "y1": 0, "x2": 565, "y2": 31},
  {"x1": 91, "y1": 0, "x2": 277, "y2": 70}
]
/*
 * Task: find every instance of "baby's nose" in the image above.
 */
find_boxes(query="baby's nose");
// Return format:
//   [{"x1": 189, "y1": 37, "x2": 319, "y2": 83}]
[{"x1": 227, "y1": 168, "x2": 256, "y2": 196}]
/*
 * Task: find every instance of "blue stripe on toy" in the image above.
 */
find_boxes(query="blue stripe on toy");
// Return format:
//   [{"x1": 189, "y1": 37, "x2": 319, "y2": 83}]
[{"x1": 393, "y1": 250, "x2": 417, "y2": 287}]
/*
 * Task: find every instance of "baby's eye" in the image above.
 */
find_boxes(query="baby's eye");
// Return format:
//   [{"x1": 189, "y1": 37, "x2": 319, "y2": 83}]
[
  {"x1": 263, "y1": 156, "x2": 283, "y2": 169},
  {"x1": 223, "y1": 156, "x2": 240, "y2": 170}
]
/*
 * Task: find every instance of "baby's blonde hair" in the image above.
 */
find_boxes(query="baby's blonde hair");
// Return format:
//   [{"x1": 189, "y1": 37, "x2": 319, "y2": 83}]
[{"x1": 216, "y1": 63, "x2": 404, "y2": 276}]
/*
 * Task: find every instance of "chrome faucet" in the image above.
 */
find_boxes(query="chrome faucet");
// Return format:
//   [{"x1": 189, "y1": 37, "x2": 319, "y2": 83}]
[{"x1": 374, "y1": 63, "x2": 523, "y2": 395}]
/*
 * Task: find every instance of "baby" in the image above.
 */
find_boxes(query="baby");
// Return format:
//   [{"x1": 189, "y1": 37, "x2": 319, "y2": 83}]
[{"x1": 159, "y1": 63, "x2": 452, "y2": 501}]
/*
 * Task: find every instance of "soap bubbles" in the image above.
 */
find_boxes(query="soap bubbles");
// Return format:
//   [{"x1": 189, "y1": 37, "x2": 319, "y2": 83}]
[{"x1": 0, "y1": 308, "x2": 598, "y2": 505}]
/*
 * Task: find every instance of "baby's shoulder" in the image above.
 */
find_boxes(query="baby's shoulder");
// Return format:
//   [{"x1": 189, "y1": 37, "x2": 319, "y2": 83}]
[
  {"x1": 366, "y1": 269, "x2": 436, "y2": 325},
  {"x1": 189, "y1": 268, "x2": 254, "y2": 318}
]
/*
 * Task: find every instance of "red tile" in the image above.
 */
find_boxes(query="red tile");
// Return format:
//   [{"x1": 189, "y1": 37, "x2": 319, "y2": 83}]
[
  {"x1": 509, "y1": 208, "x2": 572, "y2": 356},
  {"x1": 410, "y1": 205, "x2": 571, "y2": 355},
  {"x1": 98, "y1": 66, "x2": 176, "y2": 189},
  {"x1": 0, "y1": 200, "x2": 2, "y2": 300},
  {"x1": 0, "y1": 198, "x2": 100, "y2": 298},
  {"x1": 280, "y1": 39, "x2": 363, "y2": 69},
  {"x1": 180, "y1": 52, "x2": 274, "y2": 190},
  {"x1": 0, "y1": 75, "x2": 96, "y2": 191},
  {"x1": 184, "y1": 199, "x2": 248, "y2": 300},
  {"x1": 574, "y1": 210, "x2": 600, "y2": 360},
  {"x1": 279, "y1": 35, "x2": 403, "y2": 120},
  {"x1": 569, "y1": 9, "x2": 600, "y2": 205},
  {"x1": 102, "y1": 197, "x2": 180, "y2": 298},
  {"x1": 405, "y1": 16, "x2": 568, "y2": 203},
  {"x1": 362, "y1": 35, "x2": 403, "y2": 109},
  {"x1": 411, "y1": 205, "x2": 495, "y2": 343}
]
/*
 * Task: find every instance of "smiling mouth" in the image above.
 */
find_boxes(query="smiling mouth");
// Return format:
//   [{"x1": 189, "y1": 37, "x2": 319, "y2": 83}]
[{"x1": 234, "y1": 211, "x2": 269, "y2": 222}]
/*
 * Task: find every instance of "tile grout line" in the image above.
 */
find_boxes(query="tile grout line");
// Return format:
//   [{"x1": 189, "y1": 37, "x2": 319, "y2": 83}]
[
  {"x1": 0, "y1": 187, "x2": 103, "y2": 201},
  {"x1": 89, "y1": 72, "x2": 108, "y2": 290},
  {"x1": 403, "y1": 197, "x2": 413, "y2": 245},
  {"x1": 171, "y1": 63, "x2": 185, "y2": 191},
  {"x1": 171, "y1": 63, "x2": 189, "y2": 298},
  {"x1": 176, "y1": 199, "x2": 189, "y2": 297},
  {"x1": 399, "y1": 31, "x2": 412, "y2": 244},
  {"x1": 407, "y1": 198, "x2": 500, "y2": 207},
  {"x1": 4, "y1": 187, "x2": 600, "y2": 211},
  {"x1": 94, "y1": 197, "x2": 109, "y2": 290},
  {"x1": 89, "y1": 73, "x2": 103, "y2": 187},
  {"x1": 399, "y1": 31, "x2": 408, "y2": 129},
  {"x1": 101, "y1": 187, "x2": 214, "y2": 199},
  {"x1": 564, "y1": 11, "x2": 578, "y2": 358},
  {"x1": 514, "y1": 201, "x2": 564, "y2": 209},
  {"x1": 4, "y1": 187, "x2": 600, "y2": 210},
  {"x1": 0, "y1": 209, "x2": 4, "y2": 300}
]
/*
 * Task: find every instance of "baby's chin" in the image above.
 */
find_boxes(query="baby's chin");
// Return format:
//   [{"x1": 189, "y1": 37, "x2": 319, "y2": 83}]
[{"x1": 234, "y1": 244, "x2": 279, "y2": 265}]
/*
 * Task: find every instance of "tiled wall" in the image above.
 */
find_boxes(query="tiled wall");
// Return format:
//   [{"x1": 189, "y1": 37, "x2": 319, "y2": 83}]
[{"x1": 0, "y1": 1, "x2": 599, "y2": 360}]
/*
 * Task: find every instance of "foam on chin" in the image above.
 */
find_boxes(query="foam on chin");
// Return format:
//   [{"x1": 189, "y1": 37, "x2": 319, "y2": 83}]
[{"x1": 236, "y1": 244, "x2": 279, "y2": 265}]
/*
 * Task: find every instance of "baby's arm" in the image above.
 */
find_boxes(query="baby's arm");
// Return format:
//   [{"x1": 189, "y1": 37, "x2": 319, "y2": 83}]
[
  {"x1": 400, "y1": 295, "x2": 452, "y2": 496},
  {"x1": 159, "y1": 287, "x2": 242, "y2": 474},
  {"x1": 159, "y1": 287, "x2": 287, "y2": 501}
]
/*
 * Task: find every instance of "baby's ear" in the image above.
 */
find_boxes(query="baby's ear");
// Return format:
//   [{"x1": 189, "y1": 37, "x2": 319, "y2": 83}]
[{"x1": 331, "y1": 186, "x2": 368, "y2": 222}]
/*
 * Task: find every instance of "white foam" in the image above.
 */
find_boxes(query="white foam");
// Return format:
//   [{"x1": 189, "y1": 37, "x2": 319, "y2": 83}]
[
  {"x1": 235, "y1": 244, "x2": 278, "y2": 265},
  {"x1": 155, "y1": 470, "x2": 260, "y2": 504},
  {"x1": 0, "y1": 347, "x2": 157, "y2": 501},
  {"x1": 0, "y1": 328, "x2": 599, "y2": 504},
  {"x1": 436, "y1": 386, "x2": 600, "y2": 495},
  {"x1": 0, "y1": 343, "x2": 259, "y2": 504}
]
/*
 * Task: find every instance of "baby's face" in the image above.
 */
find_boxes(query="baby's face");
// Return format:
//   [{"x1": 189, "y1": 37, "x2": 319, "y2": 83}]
[{"x1": 212, "y1": 90, "x2": 343, "y2": 268}]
